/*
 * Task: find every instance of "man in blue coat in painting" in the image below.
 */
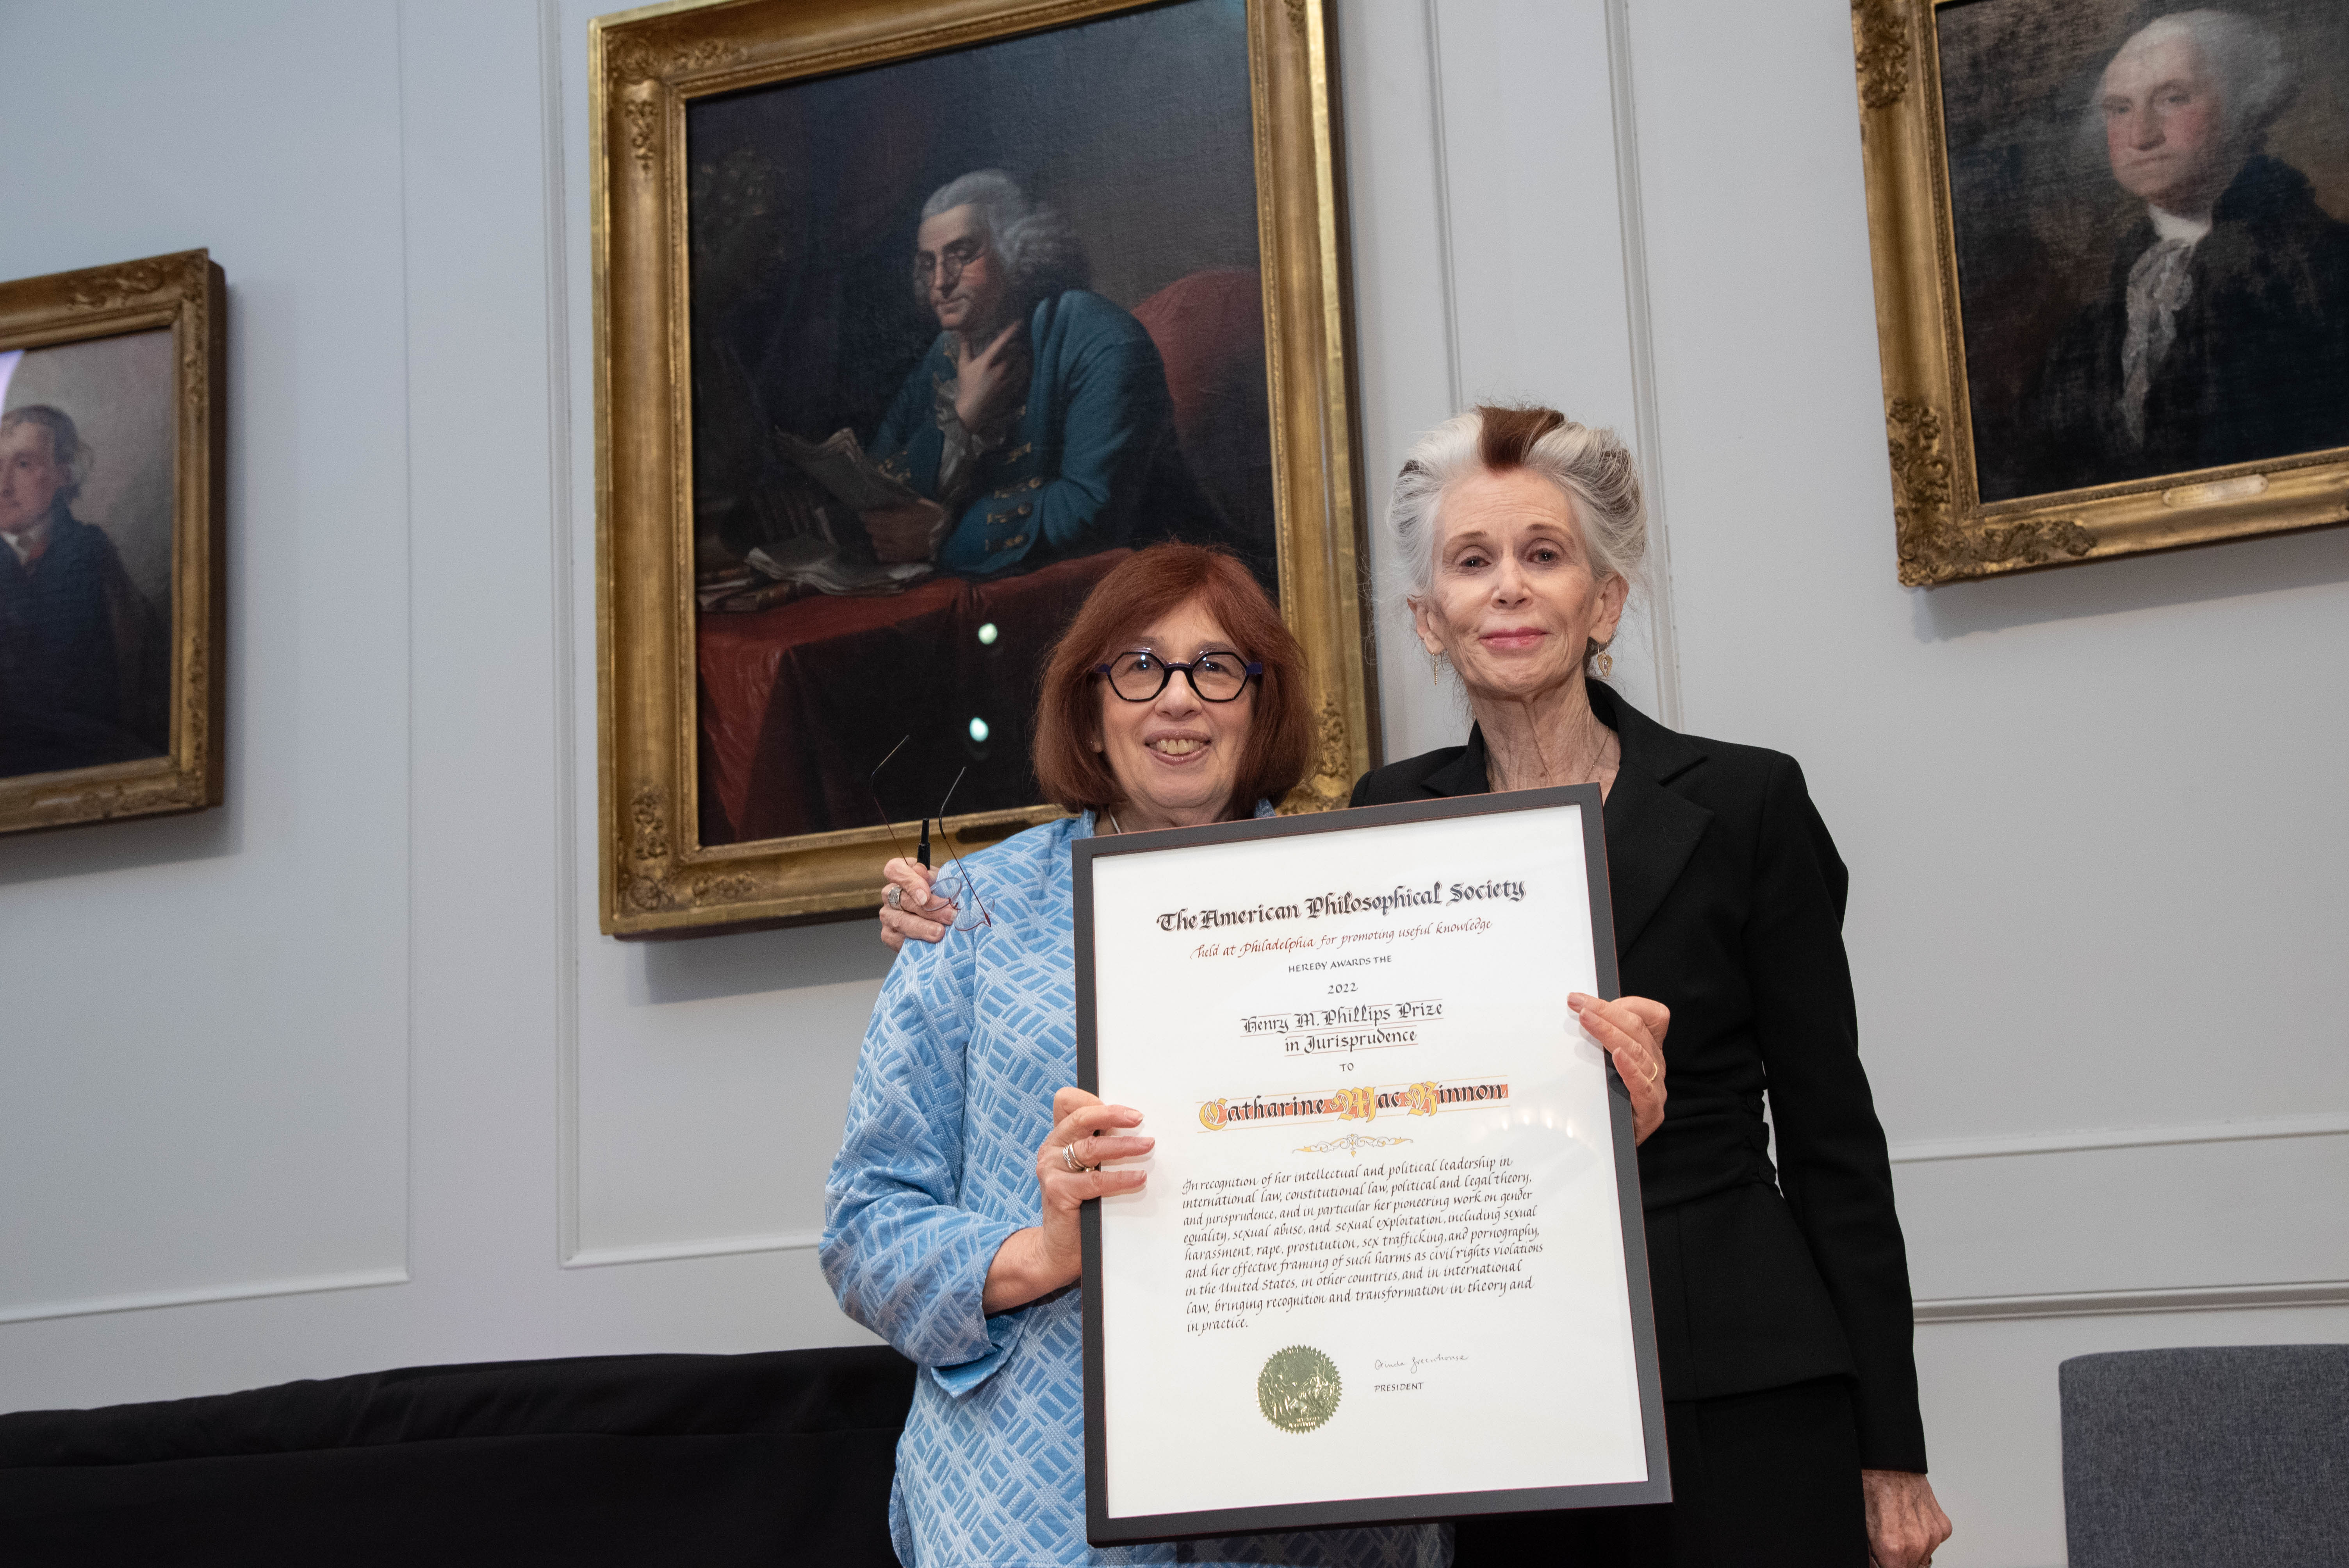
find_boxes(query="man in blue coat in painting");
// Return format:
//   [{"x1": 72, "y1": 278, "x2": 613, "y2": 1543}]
[{"x1": 858, "y1": 168, "x2": 1215, "y2": 576}]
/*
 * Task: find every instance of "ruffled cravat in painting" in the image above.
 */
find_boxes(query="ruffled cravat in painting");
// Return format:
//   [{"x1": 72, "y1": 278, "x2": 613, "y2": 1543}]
[{"x1": 2121, "y1": 237, "x2": 2196, "y2": 447}]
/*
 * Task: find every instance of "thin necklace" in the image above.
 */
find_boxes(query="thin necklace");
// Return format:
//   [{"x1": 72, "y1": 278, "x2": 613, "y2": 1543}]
[
  {"x1": 1570, "y1": 718, "x2": 1613, "y2": 785},
  {"x1": 1107, "y1": 811, "x2": 1124, "y2": 835},
  {"x1": 1504, "y1": 700, "x2": 1611, "y2": 791}
]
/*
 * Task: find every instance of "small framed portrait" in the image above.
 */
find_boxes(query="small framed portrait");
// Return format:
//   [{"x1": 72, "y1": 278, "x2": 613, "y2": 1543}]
[
  {"x1": 1851, "y1": 0, "x2": 2349, "y2": 585},
  {"x1": 593, "y1": 0, "x2": 1372, "y2": 936},
  {"x1": 0, "y1": 250, "x2": 225, "y2": 833}
]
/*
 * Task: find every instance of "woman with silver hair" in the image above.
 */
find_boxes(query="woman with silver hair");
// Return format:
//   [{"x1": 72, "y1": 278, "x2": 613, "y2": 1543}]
[
  {"x1": 1356, "y1": 405, "x2": 1950, "y2": 1568},
  {"x1": 879, "y1": 406, "x2": 1954, "y2": 1565},
  {"x1": 858, "y1": 167, "x2": 1212, "y2": 575}
]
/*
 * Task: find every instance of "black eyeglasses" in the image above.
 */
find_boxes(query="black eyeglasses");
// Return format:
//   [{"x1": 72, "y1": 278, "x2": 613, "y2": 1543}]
[
  {"x1": 867, "y1": 737, "x2": 993, "y2": 933},
  {"x1": 1093, "y1": 649, "x2": 1262, "y2": 703}
]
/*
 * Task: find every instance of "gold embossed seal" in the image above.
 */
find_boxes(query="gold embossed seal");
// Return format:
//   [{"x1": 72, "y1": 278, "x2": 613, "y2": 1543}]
[{"x1": 1257, "y1": 1345, "x2": 1342, "y2": 1433}]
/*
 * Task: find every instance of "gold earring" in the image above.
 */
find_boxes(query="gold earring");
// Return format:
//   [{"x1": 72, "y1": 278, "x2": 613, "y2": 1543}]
[
  {"x1": 1430, "y1": 652, "x2": 1444, "y2": 686},
  {"x1": 1595, "y1": 652, "x2": 1613, "y2": 677}
]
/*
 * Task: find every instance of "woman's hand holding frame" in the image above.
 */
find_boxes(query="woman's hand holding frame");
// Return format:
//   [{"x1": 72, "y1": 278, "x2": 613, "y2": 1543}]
[
  {"x1": 981, "y1": 1087, "x2": 1152, "y2": 1314},
  {"x1": 1570, "y1": 992, "x2": 1670, "y2": 1143}
]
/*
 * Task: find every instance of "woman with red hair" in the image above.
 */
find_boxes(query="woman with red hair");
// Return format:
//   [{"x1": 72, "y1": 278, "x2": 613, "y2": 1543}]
[
  {"x1": 825, "y1": 542, "x2": 1663, "y2": 1568},
  {"x1": 828, "y1": 543, "x2": 1415, "y2": 1568}
]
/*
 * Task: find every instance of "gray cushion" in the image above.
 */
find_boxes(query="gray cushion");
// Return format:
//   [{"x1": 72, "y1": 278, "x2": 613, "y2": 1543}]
[{"x1": 2061, "y1": 1345, "x2": 2349, "y2": 1567}]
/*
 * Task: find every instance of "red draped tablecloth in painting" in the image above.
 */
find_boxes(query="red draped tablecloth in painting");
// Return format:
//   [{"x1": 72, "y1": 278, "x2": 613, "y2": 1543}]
[{"x1": 697, "y1": 550, "x2": 1130, "y2": 845}]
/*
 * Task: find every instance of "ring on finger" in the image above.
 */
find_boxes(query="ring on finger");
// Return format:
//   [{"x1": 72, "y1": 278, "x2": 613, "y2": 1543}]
[
  {"x1": 1062, "y1": 1142, "x2": 1095, "y2": 1173},
  {"x1": 885, "y1": 884, "x2": 903, "y2": 910}
]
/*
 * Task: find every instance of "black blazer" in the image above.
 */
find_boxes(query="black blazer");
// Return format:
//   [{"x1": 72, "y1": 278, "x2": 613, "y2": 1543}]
[{"x1": 1351, "y1": 681, "x2": 1927, "y2": 1471}]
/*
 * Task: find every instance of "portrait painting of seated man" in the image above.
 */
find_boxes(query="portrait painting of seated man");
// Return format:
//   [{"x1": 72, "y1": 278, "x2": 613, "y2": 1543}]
[{"x1": 678, "y1": 0, "x2": 1280, "y2": 845}]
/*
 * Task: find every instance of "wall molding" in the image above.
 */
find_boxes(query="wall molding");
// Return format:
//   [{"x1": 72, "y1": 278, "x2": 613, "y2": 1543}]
[
  {"x1": 1420, "y1": 0, "x2": 1463, "y2": 415},
  {"x1": 543, "y1": 0, "x2": 591, "y2": 1273},
  {"x1": 565, "y1": 1115, "x2": 2349, "y2": 1276},
  {"x1": 1898, "y1": 1112, "x2": 2349, "y2": 1322},
  {"x1": 1601, "y1": 0, "x2": 1682, "y2": 729},
  {"x1": 396, "y1": 0, "x2": 422, "y2": 1307},
  {"x1": 538, "y1": 2, "x2": 820, "y2": 1277},
  {"x1": 538, "y1": 5, "x2": 823, "y2": 1276},
  {"x1": 1916, "y1": 1277, "x2": 2349, "y2": 1325},
  {"x1": 565, "y1": 1230, "x2": 821, "y2": 1270},
  {"x1": 0, "y1": 1268, "x2": 410, "y2": 1327},
  {"x1": 1890, "y1": 1111, "x2": 2349, "y2": 1166}
]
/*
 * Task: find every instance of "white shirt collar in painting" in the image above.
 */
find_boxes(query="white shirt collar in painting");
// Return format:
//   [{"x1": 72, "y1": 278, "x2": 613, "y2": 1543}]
[
  {"x1": 0, "y1": 515, "x2": 52, "y2": 565},
  {"x1": 2149, "y1": 205, "x2": 2215, "y2": 246}
]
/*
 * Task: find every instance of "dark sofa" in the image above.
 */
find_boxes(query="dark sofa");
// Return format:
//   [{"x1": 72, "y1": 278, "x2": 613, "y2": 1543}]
[{"x1": 0, "y1": 1345, "x2": 916, "y2": 1567}]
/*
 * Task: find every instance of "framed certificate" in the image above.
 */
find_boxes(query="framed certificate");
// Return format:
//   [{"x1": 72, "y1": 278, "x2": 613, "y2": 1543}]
[{"x1": 1073, "y1": 787, "x2": 1670, "y2": 1543}]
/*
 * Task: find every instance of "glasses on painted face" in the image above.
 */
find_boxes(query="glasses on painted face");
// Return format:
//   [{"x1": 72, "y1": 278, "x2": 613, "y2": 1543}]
[
  {"x1": 913, "y1": 236, "x2": 986, "y2": 292},
  {"x1": 868, "y1": 737, "x2": 993, "y2": 933},
  {"x1": 1094, "y1": 649, "x2": 1262, "y2": 703}
]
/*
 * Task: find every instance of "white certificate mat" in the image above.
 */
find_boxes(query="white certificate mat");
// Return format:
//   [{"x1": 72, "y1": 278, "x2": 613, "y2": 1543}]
[{"x1": 1074, "y1": 786, "x2": 1670, "y2": 1543}]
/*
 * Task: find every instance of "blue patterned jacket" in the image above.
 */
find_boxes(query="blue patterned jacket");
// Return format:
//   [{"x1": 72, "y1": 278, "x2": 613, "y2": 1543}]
[{"x1": 822, "y1": 811, "x2": 1449, "y2": 1568}]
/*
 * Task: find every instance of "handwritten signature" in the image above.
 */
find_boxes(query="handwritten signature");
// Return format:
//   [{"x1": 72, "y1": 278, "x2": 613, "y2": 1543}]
[{"x1": 1372, "y1": 1352, "x2": 1471, "y2": 1376}]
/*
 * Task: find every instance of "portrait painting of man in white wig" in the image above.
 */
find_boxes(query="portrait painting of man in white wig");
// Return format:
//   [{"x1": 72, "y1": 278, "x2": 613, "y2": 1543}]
[
  {"x1": 1939, "y1": 2, "x2": 2349, "y2": 502},
  {"x1": 677, "y1": 0, "x2": 1279, "y2": 846}
]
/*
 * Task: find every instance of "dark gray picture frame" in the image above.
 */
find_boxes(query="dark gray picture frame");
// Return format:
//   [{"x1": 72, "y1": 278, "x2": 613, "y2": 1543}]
[{"x1": 1071, "y1": 786, "x2": 1670, "y2": 1545}]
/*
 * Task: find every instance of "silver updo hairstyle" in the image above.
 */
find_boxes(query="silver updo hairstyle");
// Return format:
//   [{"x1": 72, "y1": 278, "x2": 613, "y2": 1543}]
[
  {"x1": 1385, "y1": 405, "x2": 1646, "y2": 669},
  {"x1": 913, "y1": 168, "x2": 1089, "y2": 309}
]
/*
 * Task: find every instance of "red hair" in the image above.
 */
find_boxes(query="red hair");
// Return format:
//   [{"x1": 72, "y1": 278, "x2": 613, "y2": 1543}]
[{"x1": 1033, "y1": 544, "x2": 1312, "y2": 818}]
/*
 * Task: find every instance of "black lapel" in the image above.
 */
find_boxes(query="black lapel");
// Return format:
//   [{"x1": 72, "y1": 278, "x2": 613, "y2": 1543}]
[
  {"x1": 1587, "y1": 683, "x2": 1713, "y2": 958},
  {"x1": 1419, "y1": 729, "x2": 1491, "y2": 798},
  {"x1": 1405, "y1": 686, "x2": 1713, "y2": 958}
]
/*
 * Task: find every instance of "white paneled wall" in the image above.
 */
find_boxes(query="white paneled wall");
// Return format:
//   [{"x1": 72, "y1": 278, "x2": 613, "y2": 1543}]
[
  {"x1": 4, "y1": 4, "x2": 2346, "y2": 1564},
  {"x1": 0, "y1": 1, "x2": 413, "y2": 1329},
  {"x1": 0, "y1": 0, "x2": 858, "y2": 1415}
]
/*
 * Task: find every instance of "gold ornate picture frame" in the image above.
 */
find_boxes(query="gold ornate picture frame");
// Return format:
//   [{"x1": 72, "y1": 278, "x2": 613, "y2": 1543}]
[
  {"x1": 592, "y1": 0, "x2": 1372, "y2": 937},
  {"x1": 1850, "y1": 0, "x2": 2349, "y2": 587},
  {"x1": 0, "y1": 250, "x2": 225, "y2": 834}
]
